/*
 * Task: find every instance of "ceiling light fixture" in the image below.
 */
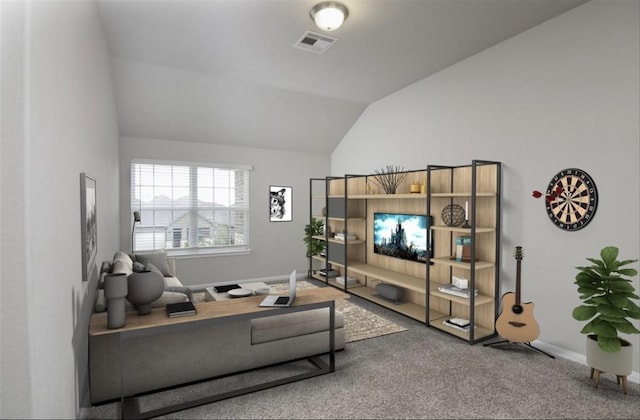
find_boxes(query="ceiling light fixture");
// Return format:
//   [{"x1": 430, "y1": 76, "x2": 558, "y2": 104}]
[{"x1": 310, "y1": 1, "x2": 349, "y2": 32}]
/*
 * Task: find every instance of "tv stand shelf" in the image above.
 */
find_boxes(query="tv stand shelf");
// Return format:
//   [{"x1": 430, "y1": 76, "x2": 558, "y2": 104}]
[
  {"x1": 347, "y1": 284, "x2": 432, "y2": 321},
  {"x1": 308, "y1": 161, "x2": 501, "y2": 343},
  {"x1": 347, "y1": 262, "x2": 424, "y2": 293}
]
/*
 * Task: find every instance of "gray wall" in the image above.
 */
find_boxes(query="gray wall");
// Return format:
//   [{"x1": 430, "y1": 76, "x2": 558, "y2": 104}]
[
  {"x1": 0, "y1": 0, "x2": 120, "y2": 418},
  {"x1": 119, "y1": 137, "x2": 330, "y2": 286},
  {"x1": 332, "y1": 0, "x2": 640, "y2": 374}
]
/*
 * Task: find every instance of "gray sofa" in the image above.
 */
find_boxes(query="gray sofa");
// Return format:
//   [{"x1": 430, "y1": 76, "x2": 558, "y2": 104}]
[
  {"x1": 94, "y1": 251, "x2": 192, "y2": 313},
  {"x1": 90, "y1": 251, "x2": 346, "y2": 404}
]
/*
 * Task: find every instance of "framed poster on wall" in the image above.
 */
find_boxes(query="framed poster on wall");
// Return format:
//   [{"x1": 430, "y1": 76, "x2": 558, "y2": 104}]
[
  {"x1": 269, "y1": 185, "x2": 292, "y2": 222},
  {"x1": 80, "y1": 173, "x2": 97, "y2": 282}
]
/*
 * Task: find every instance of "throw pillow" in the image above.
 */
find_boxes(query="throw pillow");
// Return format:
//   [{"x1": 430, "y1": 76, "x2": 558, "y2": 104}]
[
  {"x1": 132, "y1": 261, "x2": 146, "y2": 272},
  {"x1": 112, "y1": 260, "x2": 133, "y2": 276},
  {"x1": 113, "y1": 251, "x2": 132, "y2": 263},
  {"x1": 144, "y1": 262, "x2": 163, "y2": 276},
  {"x1": 135, "y1": 250, "x2": 173, "y2": 277},
  {"x1": 112, "y1": 251, "x2": 134, "y2": 274}
]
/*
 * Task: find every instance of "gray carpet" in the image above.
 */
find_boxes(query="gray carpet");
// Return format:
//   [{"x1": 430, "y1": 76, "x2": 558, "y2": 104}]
[{"x1": 83, "y1": 281, "x2": 640, "y2": 419}]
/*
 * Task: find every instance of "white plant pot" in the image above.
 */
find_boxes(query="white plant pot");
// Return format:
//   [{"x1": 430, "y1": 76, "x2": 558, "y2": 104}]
[{"x1": 586, "y1": 334, "x2": 633, "y2": 376}]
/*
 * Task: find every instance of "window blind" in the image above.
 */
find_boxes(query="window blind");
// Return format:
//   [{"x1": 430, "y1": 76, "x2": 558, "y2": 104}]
[{"x1": 131, "y1": 159, "x2": 250, "y2": 255}]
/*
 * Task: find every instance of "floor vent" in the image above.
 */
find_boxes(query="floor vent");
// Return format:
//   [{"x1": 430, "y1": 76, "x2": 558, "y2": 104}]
[{"x1": 293, "y1": 31, "x2": 338, "y2": 54}]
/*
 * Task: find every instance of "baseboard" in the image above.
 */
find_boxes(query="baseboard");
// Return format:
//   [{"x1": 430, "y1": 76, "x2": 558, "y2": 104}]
[{"x1": 533, "y1": 340, "x2": 640, "y2": 384}]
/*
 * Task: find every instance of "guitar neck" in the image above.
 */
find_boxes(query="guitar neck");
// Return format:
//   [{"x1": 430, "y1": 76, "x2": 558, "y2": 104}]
[{"x1": 515, "y1": 258, "x2": 522, "y2": 306}]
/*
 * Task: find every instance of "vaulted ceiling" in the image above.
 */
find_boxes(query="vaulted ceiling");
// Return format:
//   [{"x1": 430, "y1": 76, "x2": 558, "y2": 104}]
[{"x1": 97, "y1": 0, "x2": 587, "y2": 154}]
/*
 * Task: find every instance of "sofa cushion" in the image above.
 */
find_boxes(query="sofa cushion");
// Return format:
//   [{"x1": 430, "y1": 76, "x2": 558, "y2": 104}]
[
  {"x1": 135, "y1": 251, "x2": 173, "y2": 277},
  {"x1": 112, "y1": 251, "x2": 134, "y2": 276},
  {"x1": 144, "y1": 262, "x2": 163, "y2": 276},
  {"x1": 251, "y1": 308, "x2": 344, "y2": 345}
]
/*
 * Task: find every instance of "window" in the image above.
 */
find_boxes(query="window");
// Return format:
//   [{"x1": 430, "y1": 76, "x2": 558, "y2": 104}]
[{"x1": 131, "y1": 159, "x2": 251, "y2": 256}]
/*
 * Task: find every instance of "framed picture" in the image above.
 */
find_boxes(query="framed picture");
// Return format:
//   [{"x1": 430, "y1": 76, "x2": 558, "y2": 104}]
[
  {"x1": 269, "y1": 185, "x2": 292, "y2": 222},
  {"x1": 80, "y1": 173, "x2": 97, "y2": 282}
]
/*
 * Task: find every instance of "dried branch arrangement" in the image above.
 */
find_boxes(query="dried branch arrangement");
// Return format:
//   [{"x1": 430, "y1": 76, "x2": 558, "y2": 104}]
[{"x1": 370, "y1": 165, "x2": 407, "y2": 194}]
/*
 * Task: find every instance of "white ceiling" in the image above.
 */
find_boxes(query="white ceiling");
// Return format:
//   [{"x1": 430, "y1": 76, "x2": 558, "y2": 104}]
[{"x1": 98, "y1": 0, "x2": 587, "y2": 153}]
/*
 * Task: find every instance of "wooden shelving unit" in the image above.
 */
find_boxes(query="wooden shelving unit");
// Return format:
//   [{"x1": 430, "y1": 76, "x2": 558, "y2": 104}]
[
  {"x1": 308, "y1": 161, "x2": 501, "y2": 343},
  {"x1": 426, "y1": 160, "x2": 501, "y2": 344}
]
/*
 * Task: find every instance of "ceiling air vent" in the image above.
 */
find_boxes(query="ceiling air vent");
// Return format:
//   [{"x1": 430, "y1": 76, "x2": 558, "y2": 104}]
[{"x1": 293, "y1": 31, "x2": 338, "y2": 54}]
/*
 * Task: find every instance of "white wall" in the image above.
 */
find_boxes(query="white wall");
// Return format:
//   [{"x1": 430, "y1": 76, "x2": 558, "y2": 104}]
[
  {"x1": 333, "y1": 0, "x2": 640, "y2": 372},
  {"x1": 0, "y1": 1, "x2": 120, "y2": 418},
  {"x1": 120, "y1": 137, "x2": 330, "y2": 286}
]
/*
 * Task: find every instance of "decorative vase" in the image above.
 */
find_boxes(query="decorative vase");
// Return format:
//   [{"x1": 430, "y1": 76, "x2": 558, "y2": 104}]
[
  {"x1": 104, "y1": 273, "x2": 128, "y2": 328},
  {"x1": 126, "y1": 270, "x2": 164, "y2": 315},
  {"x1": 409, "y1": 183, "x2": 421, "y2": 193}
]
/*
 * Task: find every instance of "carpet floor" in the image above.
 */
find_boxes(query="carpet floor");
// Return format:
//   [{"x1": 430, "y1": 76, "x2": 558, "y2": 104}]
[{"x1": 84, "y1": 280, "x2": 640, "y2": 419}]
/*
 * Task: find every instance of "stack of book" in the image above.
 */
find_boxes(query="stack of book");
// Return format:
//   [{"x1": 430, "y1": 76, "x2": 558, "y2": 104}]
[
  {"x1": 166, "y1": 301, "x2": 197, "y2": 318},
  {"x1": 438, "y1": 283, "x2": 478, "y2": 298},
  {"x1": 334, "y1": 233, "x2": 356, "y2": 241},
  {"x1": 443, "y1": 317, "x2": 471, "y2": 332},
  {"x1": 455, "y1": 235, "x2": 472, "y2": 262},
  {"x1": 336, "y1": 276, "x2": 357, "y2": 286},
  {"x1": 318, "y1": 268, "x2": 339, "y2": 278}
]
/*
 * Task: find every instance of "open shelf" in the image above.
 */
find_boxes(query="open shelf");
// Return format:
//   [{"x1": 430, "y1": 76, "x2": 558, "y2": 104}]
[
  {"x1": 348, "y1": 193, "x2": 427, "y2": 200},
  {"x1": 430, "y1": 256, "x2": 494, "y2": 270},
  {"x1": 429, "y1": 313, "x2": 494, "y2": 341},
  {"x1": 347, "y1": 262, "x2": 425, "y2": 294},
  {"x1": 309, "y1": 162, "x2": 500, "y2": 344},
  {"x1": 429, "y1": 290, "x2": 494, "y2": 306},
  {"x1": 345, "y1": 283, "x2": 429, "y2": 321}
]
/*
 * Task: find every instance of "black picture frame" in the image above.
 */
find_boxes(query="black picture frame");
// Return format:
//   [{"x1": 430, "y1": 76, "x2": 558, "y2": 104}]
[
  {"x1": 269, "y1": 185, "x2": 292, "y2": 222},
  {"x1": 80, "y1": 173, "x2": 97, "y2": 282}
]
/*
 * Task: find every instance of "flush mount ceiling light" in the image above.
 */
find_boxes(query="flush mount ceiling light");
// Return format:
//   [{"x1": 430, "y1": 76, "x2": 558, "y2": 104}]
[{"x1": 310, "y1": 1, "x2": 349, "y2": 32}]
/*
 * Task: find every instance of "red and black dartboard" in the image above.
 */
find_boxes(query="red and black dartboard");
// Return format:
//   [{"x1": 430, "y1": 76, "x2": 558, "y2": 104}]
[{"x1": 545, "y1": 168, "x2": 598, "y2": 231}]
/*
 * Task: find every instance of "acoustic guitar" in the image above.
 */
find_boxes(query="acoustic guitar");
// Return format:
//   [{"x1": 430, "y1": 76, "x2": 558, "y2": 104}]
[{"x1": 495, "y1": 246, "x2": 540, "y2": 343}]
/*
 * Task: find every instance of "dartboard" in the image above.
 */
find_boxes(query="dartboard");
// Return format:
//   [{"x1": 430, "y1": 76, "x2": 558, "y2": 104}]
[{"x1": 545, "y1": 168, "x2": 598, "y2": 231}]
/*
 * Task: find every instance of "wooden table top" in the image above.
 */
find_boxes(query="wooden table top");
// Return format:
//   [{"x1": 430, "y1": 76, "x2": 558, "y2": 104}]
[{"x1": 90, "y1": 286, "x2": 349, "y2": 337}]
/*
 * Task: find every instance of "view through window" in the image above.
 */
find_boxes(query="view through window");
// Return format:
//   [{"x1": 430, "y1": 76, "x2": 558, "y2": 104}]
[{"x1": 131, "y1": 160, "x2": 251, "y2": 255}]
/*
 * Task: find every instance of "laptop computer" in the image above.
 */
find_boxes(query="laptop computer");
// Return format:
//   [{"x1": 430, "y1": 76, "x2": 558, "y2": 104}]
[{"x1": 259, "y1": 269, "x2": 297, "y2": 307}]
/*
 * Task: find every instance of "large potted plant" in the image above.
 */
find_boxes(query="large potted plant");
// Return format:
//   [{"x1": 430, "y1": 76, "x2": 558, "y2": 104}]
[
  {"x1": 304, "y1": 218, "x2": 325, "y2": 257},
  {"x1": 572, "y1": 246, "x2": 640, "y2": 392}
]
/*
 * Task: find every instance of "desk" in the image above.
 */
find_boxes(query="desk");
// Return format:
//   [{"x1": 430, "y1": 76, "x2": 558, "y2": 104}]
[{"x1": 89, "y1": 287, "x2": 348, "y2": 419}]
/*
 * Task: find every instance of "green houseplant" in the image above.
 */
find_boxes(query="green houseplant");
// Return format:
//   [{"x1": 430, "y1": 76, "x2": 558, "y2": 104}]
[
  {"x1": 304, "y1": 218, "x2": 325, "y2": 257},
  {"x1": 572, "y1": 246, "x2": 640, "y2": 353}
]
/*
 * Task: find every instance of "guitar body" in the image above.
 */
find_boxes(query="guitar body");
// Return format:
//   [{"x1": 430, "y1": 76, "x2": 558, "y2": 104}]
[
  {"x1": 496, "y1": 292, "x2": 540, "y2": 343},
  {"x1": 494, "y1": 246, "x2": 540, "y2": 343}
]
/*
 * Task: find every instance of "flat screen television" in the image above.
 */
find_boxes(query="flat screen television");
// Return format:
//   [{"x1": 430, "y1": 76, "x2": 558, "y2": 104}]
[{"x1": 373, "y1": 213, "x2": 431, "y2": 263}]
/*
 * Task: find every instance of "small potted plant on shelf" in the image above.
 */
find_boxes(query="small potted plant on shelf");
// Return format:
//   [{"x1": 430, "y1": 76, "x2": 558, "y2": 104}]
[
  {"x1": 572, "y1": 245, "x2": 639, "y2": 392},
  {"x1": 304, "y1": 218, "x2": 325, "y2": 257}
]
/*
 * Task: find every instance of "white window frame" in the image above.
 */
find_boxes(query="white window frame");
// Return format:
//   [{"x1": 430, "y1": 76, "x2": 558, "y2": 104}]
[{"x1": 131, "y1": 158, "x2": 252, "y2": 257}]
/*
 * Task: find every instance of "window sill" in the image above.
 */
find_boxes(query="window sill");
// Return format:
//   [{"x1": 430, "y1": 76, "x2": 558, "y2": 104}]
[{"x1": 167, "y1": 247, "x2": 252, "y2": 259}]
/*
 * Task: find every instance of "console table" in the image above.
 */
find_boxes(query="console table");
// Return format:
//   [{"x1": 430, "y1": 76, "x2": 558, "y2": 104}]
[{"x1": 89, "y1": 287, "x2": 348, "y2": 419}]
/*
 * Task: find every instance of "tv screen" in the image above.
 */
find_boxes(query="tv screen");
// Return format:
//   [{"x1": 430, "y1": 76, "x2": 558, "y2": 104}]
[{"x1": 373, "y1": 213, "x2": 430, "y2": 263}]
